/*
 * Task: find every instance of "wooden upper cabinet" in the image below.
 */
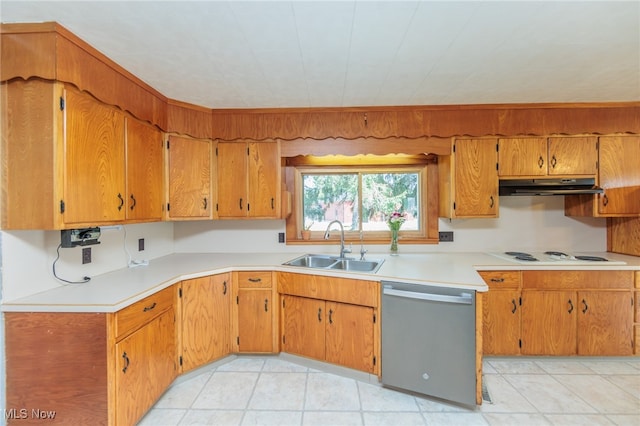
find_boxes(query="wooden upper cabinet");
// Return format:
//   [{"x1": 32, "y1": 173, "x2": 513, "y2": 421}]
[
  {"x1": 167, "y1": 135, "x2": 212, "y2": 219},
  {"x1": 565, "y1": 135, "x2": 640, "y2": 217},
  {"x1": 439, "y1": 138, "x2": 498, "y2": 218},
  {"x1": 597, "y1": 136, "x2": 640, "y2": 215},
  {"x1": 217, "y1": 140, "x2": 281, "y2": 219},
  {"x1": 1, "y1": 79, "x2": 130, "y2": 229},
  {"x1": 125, "y1": 118, "x2": 164, "y2": 221},
  {"x1": 499, "y1": 137, "x2": 597, "y2": 178},
  {"x1": 498, "y1": 137, "x2": 548, "y2": 177},
  {"x1": 547, "y1": 137, "x2": 597, "y2": 176},
  {"x1": 63, "y1": 87, "x2": 126, "y2": 225}
]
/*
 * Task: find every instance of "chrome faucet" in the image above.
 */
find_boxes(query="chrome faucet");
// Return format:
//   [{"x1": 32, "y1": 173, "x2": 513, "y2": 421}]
[{"x1": 323, "y1": 220, "x2": 352, "y2": 259}]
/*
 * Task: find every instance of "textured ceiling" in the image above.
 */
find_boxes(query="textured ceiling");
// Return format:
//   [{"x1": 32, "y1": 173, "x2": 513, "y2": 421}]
[{"x1": 1, "y1": 1, "x2": 639, "y2": 109}]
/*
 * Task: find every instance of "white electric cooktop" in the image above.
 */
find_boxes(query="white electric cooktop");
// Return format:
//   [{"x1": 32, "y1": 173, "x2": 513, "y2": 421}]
[{"x1": 489, "y1": 251, "x2": 627, "y2": 266}]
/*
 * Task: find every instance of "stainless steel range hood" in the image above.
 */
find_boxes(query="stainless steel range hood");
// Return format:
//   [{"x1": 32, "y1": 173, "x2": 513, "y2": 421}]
[{"x1": 499, "y1": 178, "x2": 603, "y2": 196}]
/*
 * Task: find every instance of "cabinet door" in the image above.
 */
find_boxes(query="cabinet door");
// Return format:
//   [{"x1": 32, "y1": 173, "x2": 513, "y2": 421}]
[
  {"x1": 167, "y1": 135, "x2": 211, "y2": 219},
  {"x1": 325, "y1": 301, "x2": 375, "y2": 373},
  {"x1": 237, "y1": 288, "x2": 273, "y2": 352},
  {"x1": 217, "y1": 141, "x2": 248, "y2": 217},
  {"x1": 577, "y1": 291, "x2": 633, "y2": 355},
  {"x1": 181, "y1": 275, "x2": 231, "y2": 372},
  {"x1": 248, "y1": 141, "x2": 280, "y2": 218},
  {"x1": 498, "y1": 137, "x2": 547, "y2": 177},
  {"x1": 453, "y1": 139, "x2": 498, "y2": 217},
  {"x1": 115, "y1": 309, "x2": 176, "y2": 426},
  {"x1": 64, "y1": 87, "x2": 126, "y2": 224},
  {"x1": 483, "y1": 290, "x2": 521, "y2": 355},
  {"x1": 521, "y1": 290, "x2": 576, "y2": 355},
  {"x1": 281, "y1": 295, "x2": 325, "y2": 360},
  {"x1": 126, "y1": 118, "x2": 164, "y2": 221},
  {"x1": 548, "y1": 137, "x2": 597, "y2": 176},
  {"x1": 598, "y1": 136, "x2": 640, "y2": 215}
]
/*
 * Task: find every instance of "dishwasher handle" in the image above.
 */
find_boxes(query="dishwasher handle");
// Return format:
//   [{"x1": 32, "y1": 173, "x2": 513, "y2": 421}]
[{"x1": 383, "y1": 287, "x2": 473, "y2": 305}]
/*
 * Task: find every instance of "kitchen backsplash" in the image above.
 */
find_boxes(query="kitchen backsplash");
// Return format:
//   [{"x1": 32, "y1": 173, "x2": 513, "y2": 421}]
[{"x1": 173, "y1": 196, "x2": 605, "y2": 254}]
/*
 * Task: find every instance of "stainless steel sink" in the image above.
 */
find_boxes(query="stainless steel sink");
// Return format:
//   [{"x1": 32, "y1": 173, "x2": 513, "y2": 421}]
[
  {"x1": 283, "y1": 254, "x2": 384, "y2": 273},
  {"x1": 329, "y1": 259, "x2": 382, "y2": 272},
  {"x1": 285, "y1": 254, "x2": 338, "y2": 268}
]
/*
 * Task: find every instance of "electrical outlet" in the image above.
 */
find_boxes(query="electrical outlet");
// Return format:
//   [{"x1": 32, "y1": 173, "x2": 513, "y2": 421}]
[
  {"x1": 82, "y1": 247, "x2": 92, "y2": 264},
  {"x1": 438, "y1": 231, "x2": 454, "y2": 242},
  {"x1": 278, "y1": 232, "x2": 285, "y2": 243},
  {"x1": 138, "y1": 238, "x2": 145, "y2": 251}
]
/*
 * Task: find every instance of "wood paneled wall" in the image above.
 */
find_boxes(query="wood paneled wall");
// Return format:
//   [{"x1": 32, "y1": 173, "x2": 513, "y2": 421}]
[{"x1": 608, "y1": 218, "x2": 640, "y2": 256}]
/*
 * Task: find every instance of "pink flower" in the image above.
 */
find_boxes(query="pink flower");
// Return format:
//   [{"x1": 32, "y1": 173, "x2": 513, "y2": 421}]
[{"x1": 387, "y1": 211, "x2": 407, "y2": 231}]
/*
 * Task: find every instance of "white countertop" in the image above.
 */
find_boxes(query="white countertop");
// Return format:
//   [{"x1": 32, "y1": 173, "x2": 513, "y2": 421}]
[{"x1": 2, "y1": 251, "x2": 638, "y2": 313}]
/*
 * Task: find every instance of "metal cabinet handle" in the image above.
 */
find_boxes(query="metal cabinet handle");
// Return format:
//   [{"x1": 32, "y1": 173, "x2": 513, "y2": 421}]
[
  {"x1": 222, "y1": 281, "x2": 227, "y2": 295},
  {"x1": 489, "y1": 195, "x2": 494, "y2": 208},
  {"x1": 511, "y1": 299, "x2": 517, "y2": 314},
  {"x1": 239, "y1": 198, "x2": 243, "y2": 210},
  {"x1": 602, "y1": 194, "x2": 609, "y2": 206},
  {"x1": 143, "y1": 302, "x2": 156, "y2": 312},
  {"x1": 329, "y1": 309, "x2": 334, "y2": 324},
  {"x1": 248, "y1": 278, "x2": 262, "y2": 283},
  {"x1": 122, "y1": 352, "x2": 130, "y2": 373},
  {"x1": 117, "y1": 193, "x2": 124, "y2": 211},
  {"x1": 538, "y1": 155, "x2": 544, "y2": 169},
  {"x1": 271, "y1": 197, "x2": 275, "y2": 210},
  {"x1": 582, "y1": 299, "x2": 588, "y2": 314},
  {"x1": 490, "y1": 278, "x2": 504, "y2": 283},
  {"x1": 318, "y1": 307, "x2": 322, "y2": 322},
  {"x1": 130, "y1": 194, "x2": 136, "y2": 210},
  {"x1": 551, "y1": 155, "x2": 557, "y2": 168},
  {"x1": 203, "y1": 197, "x2": 208, "y2": 210},
  {"x1": 264, "y1": 298, "x2": 268, "y2": 312},
  {"x1": 568, "y1": 299, "x2": 574, "y2": 314}
]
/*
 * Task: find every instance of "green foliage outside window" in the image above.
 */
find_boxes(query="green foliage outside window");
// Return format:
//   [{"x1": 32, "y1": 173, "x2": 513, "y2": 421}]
[{"x1": 302, "y1": 171, "x2": 419, "y2": 233}]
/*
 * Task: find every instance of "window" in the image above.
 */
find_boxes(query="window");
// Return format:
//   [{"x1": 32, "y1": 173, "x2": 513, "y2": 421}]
[{"x1": 302, "y1": 170, "x2": 420, "y2": 236}]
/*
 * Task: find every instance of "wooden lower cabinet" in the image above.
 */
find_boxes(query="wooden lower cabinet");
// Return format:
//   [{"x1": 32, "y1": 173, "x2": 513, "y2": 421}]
[
  {"x1": 282, "y1": 295, "x2": 376, "y2": 373},
  {"x1": 483, "y1": 289, "x2": 522, "y2": 355},
  {"x1": 115, "y1": 309, "x2": 177, "y2": 426},
  {"x1": 521, "y1": 290, "x2": 577, "y2": 355},
  {"x1": 482, "y1": 270, "x2": 635, "y2": 356},
  {"x1": 180, "y1": 274, "x2": 231, "y2": 372},
  {"x1": 278, "y1": 272, "x2": 379, "y2": 374},
  {"x1": 325, "y1": 301, "x2": 375, "y2": 372},
  {"x1": 577, "y1": 290, "x2": 634, "y2": 355},
  {"x1": 4, "y1": 287, "x2": 178, "y2": 426},
  {"x1": 479, "y1": 271, "x2": 522, "y2": 355},
  {"x1": 233, "y1": 271, "x2": 278, "y2": 353}
]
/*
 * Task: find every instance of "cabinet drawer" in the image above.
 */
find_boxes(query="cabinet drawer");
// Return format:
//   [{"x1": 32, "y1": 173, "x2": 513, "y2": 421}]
[
  {"x1": 237, "y1": 271, "x2": 272, "y2": 288},
  {"x1": 523, "y1": 270, "x2": 634, "y2": 290},
  {"x1": 478, "y1": 271, "x2": 521, "y2": 289},
  {"x1": 115, "y1": 286, "x2": 174, "y2": 339}
]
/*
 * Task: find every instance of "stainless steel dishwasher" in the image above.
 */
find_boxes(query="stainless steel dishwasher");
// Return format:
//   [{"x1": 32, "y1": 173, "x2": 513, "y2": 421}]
[{"x1": 381, "y1": 281, "x2": 476, "y2": 406}]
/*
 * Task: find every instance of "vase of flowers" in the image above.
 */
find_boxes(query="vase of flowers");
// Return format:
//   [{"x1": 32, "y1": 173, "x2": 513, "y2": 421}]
[{"x1": 387, "y1": 211, "x2": 407, "y2": 255}]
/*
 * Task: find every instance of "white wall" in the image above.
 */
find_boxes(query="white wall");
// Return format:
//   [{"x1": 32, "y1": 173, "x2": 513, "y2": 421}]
[
  {"x1": 0, "y1": 222, "x2": 174, "y2": 302},
  {"x1": 173, "y1": 196, "x2": 606, "y2": 254}
]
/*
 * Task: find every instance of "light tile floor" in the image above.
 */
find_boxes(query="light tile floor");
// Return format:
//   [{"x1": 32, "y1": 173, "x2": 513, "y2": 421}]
[{"x1": 139, "y1": 355, "x2": 640, "y2": 426}]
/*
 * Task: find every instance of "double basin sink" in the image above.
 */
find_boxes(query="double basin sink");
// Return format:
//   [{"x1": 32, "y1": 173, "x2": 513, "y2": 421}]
[{"x1": 284, "y1": 254, "x2": 384, "y2": 273}]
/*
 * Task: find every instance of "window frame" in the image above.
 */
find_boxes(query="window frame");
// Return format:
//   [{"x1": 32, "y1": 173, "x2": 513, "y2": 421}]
[{"x1": 284, "y1": 157, "x2": 439, "y2": 245}]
